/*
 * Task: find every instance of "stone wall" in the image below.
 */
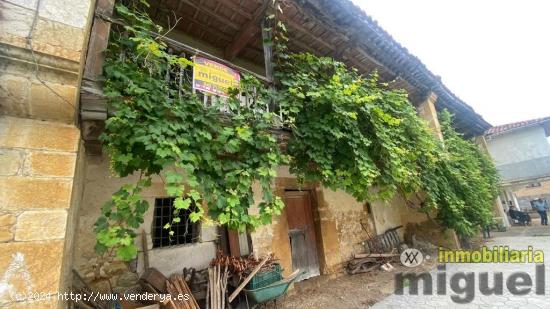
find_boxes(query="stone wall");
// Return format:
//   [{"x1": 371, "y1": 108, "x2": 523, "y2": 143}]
[
  {"x1": 0, "y1": 0, "x2": 94, "y2": 307},
  {"x1": 0, "y1": 0, "x2": 93, "y2": 123},
  {"x1": 319, "y1": 187, "x2": 374, "y2": 273},
  {"x1": 370, "y1": 194, "x2": 428, "y2": 237},
  {"x1": 250, "y1": 167, "x2": 430, "y2": 276},
  {"x1": 74, "y1": 155, "x2": 219, "y2": 292},
  {"x1": 0, "y1": 117, "x2": 80, "y2": 307}
]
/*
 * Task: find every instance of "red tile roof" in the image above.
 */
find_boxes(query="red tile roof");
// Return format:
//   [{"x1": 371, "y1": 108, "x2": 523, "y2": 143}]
[{"x1": 485, "y1": 116, "x2": 550, "y2": 137}]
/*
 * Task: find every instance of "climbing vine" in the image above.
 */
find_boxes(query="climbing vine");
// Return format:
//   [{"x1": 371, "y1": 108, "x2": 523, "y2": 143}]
[
  {"x1": 420, "y1": 110, "x2": 500, "y2": 236},
  {"x1": 95, "y1": 2, "x2": 286, "y2": 260},
  {"x1": 275, "y1": 54, "x2": 436, "y2": 201},
  {"x1": 95, "y1": 1, "x2": 499, "y2": 260},
  {"x1": 273, "y1": 53, "x2": 499, "y2": 237}
]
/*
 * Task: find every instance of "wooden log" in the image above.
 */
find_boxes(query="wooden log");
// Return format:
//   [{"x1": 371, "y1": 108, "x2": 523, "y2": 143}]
[
  {"x1": 205, "y1": 273, "x2": 210, "y2": 309},
  {"x1": 179, "y1": 275, "x2": 199, "y2": 309},
  {"x1": 220, "y1": 265, "x2": 227, "y2": 309},
  {"x1": 171, "y1": 280, "x2": 187, "y2": 309},
  {"x1": 208, "y1": 267, "x2": 213, "y2": 309},
  {"x1": 348, "y1": 258, "x2": 380, "y2": 267},
  {"x1": 353, "y1": 253, "x2": 399, "y2": 259},
  {"x1": 213, "y1": 266, "x2": 217, "y2": 309},
  {"x1": 140, "y1": 268, "x2": 167, "y2": 293},
  {"x1": 228, "y1": 256, "x2": 269, "y2": 302},
  {"x1": 348, "y1": 264, "x2": 379, "y2": 275},
  {"x1": 168, "y1": 276, "x2": 194, "y2": 309},
  {"x1": 218, "y1": 266, "x2": 221, "y2": 309},
  {"x1": 166, "y1": 281, "x2": 178, "y2": 308},
  {"x1": 141, "y1": 230, "x2": 149, "y2": 270}
]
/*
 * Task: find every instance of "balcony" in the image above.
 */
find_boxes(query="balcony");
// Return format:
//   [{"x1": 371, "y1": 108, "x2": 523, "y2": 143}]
[{"x1": 79, "y1": 0, "x2": 491, "y2": 155}]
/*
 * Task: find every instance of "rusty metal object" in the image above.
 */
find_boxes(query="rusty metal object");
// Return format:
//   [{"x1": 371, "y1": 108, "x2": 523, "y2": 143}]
[
  {"x1": 348, "y1": 226, "x2": 404, "y2": 274},
  {"x1": 363, "y1": 226, "x2": 403, "y2": 254}
]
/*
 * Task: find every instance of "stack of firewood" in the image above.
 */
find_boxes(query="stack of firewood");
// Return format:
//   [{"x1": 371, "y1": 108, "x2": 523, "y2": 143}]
[
  {"x1": 206, "y1": 264, "x2": 229, "y2": 309},
  {"x1": 138, "y1": 268, "x2": 200, "y2": 309},
  {"x1": 207, "y1": 252, "x2": 274, "y2": 307},
  {"x1": 165, "y1": 274, "x2": 200, "y2": 309},
  {"x1": 210, "y1": 250, "x2": 277, "y2": 278}
]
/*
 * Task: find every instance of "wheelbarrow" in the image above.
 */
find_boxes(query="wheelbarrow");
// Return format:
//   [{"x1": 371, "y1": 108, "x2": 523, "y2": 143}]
[{"x1": 243, "y1": 269, "x2": 304, "y2": 308}]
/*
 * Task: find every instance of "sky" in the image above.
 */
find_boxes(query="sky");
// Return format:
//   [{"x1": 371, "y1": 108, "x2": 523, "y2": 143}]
[{"x1": 353, "y1": 0, "x2": 550, "y2": 126}]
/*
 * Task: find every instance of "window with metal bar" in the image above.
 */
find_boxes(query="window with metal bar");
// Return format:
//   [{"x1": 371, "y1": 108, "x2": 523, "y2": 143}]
[{"x1": 152, "y1": 197, "x2": 199, "y2": 248}]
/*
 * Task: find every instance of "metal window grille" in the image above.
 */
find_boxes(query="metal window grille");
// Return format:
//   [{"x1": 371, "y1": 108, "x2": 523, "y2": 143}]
[{"x1": 152, "y1": 198, "x2": 199, "y2": 248}]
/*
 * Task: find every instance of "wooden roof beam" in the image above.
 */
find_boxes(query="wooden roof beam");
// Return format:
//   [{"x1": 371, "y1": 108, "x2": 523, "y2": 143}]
[
  {"x1": 224, "y1": 0, "x2": 269, "y2": 61},
  {"x1": 218, "y1": 1, "x2": 254, "y2": 20},
  {"x1": 283, "y1": 18, "x2": 335, "y2": 52},
  {"x1": 152, "y1": 8, "x2": 234, "y2": 44},
  {"x1": 178, "y1": 0, "x2": 241, "y2": 30}
]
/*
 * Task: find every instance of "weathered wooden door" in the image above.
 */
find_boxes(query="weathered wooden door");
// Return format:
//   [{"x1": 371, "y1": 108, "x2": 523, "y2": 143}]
[{"x1": 284, "y1": 191, "x2": 320, "y2": 280}]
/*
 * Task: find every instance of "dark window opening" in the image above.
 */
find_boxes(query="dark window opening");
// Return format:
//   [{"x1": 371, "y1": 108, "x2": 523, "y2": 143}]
[{"x1": 152, "y1": 197, "x2": 199, "y2": 248}]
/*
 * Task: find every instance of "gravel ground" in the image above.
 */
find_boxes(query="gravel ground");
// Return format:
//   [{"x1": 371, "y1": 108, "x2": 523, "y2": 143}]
[
  {"x1": 272, "y1": 226, "x2": 550, "y2": 309},
  {"x1": 273, "y1": 250, "x2": 438, "y2": 309}
]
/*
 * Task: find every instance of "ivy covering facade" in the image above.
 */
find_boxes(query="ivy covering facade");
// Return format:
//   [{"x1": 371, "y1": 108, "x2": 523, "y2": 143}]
[{"x1": 95, "y1": 1, "x2": 500, "y2": 260}]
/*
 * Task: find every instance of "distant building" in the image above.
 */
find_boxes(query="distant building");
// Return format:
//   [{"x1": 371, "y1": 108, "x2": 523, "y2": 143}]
[{"x1": 485, "y1": 117, "x2": 550, "y2": 214}]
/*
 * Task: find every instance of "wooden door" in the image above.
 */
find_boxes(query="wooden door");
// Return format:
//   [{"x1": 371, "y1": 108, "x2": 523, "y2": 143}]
[{"x1": 284, "y1": 191, "x2": 320, "y2": 280}]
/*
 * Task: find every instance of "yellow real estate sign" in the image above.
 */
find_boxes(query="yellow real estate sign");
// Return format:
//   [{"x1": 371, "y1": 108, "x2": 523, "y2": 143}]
[{"x1": 193, "y1": 57, "x2": 240, "y2": 97}]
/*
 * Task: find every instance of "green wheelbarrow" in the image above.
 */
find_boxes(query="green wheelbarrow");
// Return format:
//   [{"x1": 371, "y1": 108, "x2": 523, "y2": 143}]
[{"x1": 243, "y1": 269, "x2": 305, "y2": 308}]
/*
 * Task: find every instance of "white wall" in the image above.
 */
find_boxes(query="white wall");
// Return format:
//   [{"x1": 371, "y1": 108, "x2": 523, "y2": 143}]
[
  {"x1": 486, "y1": 126, "x2": 550, "y2": 166},
  {"x1": 75, "y1": 155, "x2": 218, "y2": 279}
]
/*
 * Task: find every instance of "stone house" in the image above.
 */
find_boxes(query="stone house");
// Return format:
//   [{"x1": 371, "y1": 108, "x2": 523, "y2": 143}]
[
  {"x1": 485, "y1": 117, "x2": 550, "y2": 220},
  {"x1": 0, "y1": 0, "x2": 493, "y2": 307}
]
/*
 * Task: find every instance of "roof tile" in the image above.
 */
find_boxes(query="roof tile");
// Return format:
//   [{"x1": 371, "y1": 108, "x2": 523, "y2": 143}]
[{"x1": 485, "y1": 116, "x2": 550, "y2": 136}]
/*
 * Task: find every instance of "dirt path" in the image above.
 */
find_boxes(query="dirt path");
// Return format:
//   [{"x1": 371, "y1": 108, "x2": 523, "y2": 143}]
[{"x1": 275, "y1": 253, "x2": 438, "y2": 309}]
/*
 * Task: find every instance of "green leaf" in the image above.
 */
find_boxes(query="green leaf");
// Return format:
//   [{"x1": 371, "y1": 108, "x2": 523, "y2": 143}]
[
  {"x1": 189, "y1": 212, "x2": 201, "y2": 223},
  {"x1": 188, "y1": 190, "x2": 201, "y2": 202},
  {"x1": 174, "y1": 197, "x2": 191, "y2": 210},
  {"x1": 116, "y1": 244, "x2": 138, "y2": 261},
  {"x1": 166, "y1": 184, "x2": 184, "y2": 197},
  {"x1": 236, "y1": 126, "x2": 252, "y2": 141},
  {"x1": 218, "y1": 213, "x2": 229, "y2": 224},
  {"x1": 165, "y1": 171, "x2": 184, "y2": 184}
]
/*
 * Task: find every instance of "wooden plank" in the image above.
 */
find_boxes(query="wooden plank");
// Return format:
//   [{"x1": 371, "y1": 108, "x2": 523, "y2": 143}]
[
  {"x1": 178, "y1": 0, "x2": 241, "y2": 30},
  {"x1": 152, "y1": 7, "x2": 235, "y2": 42},
  {"x1": 261, "y1": 18, "x2": 273, "y2": 81},
  {"x1": 141, "y1": 230, "x2": 149, "y2": 270},
  {"x1": 218, "y1": 0, "x2": 253, "y2": 19},
  {"x1": 95, "y1": 12, "x2": 271, "y2": 83},
  {"x1": 284, "y1": 191, "x2": 320, "y2": 280},
  {"x1": 227, "y1": 229, "x2": 241, "y2": 257},
  {"x1": 224, "y1": 0, "x2": 269, "y2": 60},
  {"x1": 288, "y1": 229, "x2": 308, "y2": 276},
  {"x1": 283, "y1": 18, "x2": 335, "y2": 52}
]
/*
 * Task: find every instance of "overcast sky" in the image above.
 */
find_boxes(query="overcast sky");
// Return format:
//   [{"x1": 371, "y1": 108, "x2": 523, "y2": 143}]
[{"x1": 353, "y1": 0, "x2": 550, "y2": 126}]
